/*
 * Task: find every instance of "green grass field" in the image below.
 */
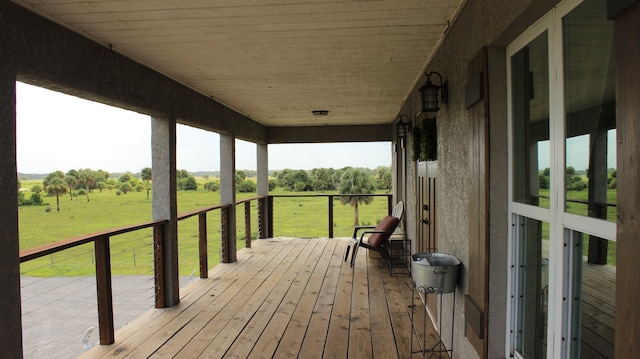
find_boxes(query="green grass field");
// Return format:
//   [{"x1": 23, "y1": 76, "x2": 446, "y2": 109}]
[{"x1": 18, "y1": 179, "x2": 390, "y2": 277}]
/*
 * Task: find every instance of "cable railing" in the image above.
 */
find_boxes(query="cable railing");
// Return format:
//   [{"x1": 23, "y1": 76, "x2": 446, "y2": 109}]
[
  {"x1": 266, "y1": 193, "x2": 393, "y2": 238},
  {"x1": 18, "y1": 193, "x2": 389, "y2": 351}
]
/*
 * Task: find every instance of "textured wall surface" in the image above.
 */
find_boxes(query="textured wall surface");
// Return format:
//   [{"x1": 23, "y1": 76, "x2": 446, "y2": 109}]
[{"x1": 398, "y1": 0, "x2": 559, "y2": 357}]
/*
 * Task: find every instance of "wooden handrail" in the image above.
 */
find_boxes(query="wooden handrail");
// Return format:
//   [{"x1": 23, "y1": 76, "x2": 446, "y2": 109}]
[
  {"x1": 19, "y1": 219, "x2": 168, "y2": 262},
  {"x1": 176, "y1": 203, "x2": 230, "y2": 221}
]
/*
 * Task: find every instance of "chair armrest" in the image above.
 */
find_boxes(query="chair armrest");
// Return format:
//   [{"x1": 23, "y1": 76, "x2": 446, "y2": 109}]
[{"x1": 352, "y1": 225, "x2": 377, "y2": 238}]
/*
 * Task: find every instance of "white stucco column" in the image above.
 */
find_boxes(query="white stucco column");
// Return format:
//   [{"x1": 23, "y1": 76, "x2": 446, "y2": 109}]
[
  {"x1": 0, "y1": 72, "x2": 23, "y2": 357},
  {"x1": 257, "y1": 143, "x2": 269, "y2": 239},
  {"x1": 220, "y1": 134, "x2": 237, "y2": 261},
  {"x1": 257, "y1": 143, "x2": 268, "y2": 197},
  {"x1": 151, "y1": 115, "x2": 180, "y2": 306}
]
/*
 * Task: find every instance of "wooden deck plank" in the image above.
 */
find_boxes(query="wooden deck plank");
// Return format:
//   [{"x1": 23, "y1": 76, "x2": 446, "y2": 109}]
[
  {"x1": 79, "y1": 241, "x2": 290, "y2": 359},
  {"x1": 322, "y1": 244, "x2": 355, "y2": 358},
  {"x1": 222, "y1": 239, "x2": 326, "y2": 359},
  {"x1": 249, "y1": 239, "x2": 337, "y2": 359},
  {"x1": 367, "y1": 256, "x2": 399, "y2": 359},
  {"x1": 348, "y1": 248, "x2": 373, "y2": 359},
  {"x1": 295, "y1": 240, "x2": 343, "y2": 359},
  {"x1": 174, "y1": 240, "x2": 308, "y2": 358},
  {"x1": 143, "y1": 239, "x2": 301, "y2": 358},
  {"x1": 79, "y1": 238, "x2": 446, "y2": 359}
]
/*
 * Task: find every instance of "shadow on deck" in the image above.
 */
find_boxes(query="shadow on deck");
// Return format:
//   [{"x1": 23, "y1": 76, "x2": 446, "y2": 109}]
[{"x1": 78, "y1": 237, "x2": 442, "y2": 358}]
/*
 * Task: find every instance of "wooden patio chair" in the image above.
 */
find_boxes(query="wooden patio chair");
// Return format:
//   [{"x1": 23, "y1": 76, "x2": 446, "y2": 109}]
[{"x1": 344, "y1": 201, "x2": 404, "y2": 267}]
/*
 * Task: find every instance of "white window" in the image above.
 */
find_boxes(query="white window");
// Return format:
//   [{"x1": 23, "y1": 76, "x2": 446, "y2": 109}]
[{"x1": 507, "y1": 0, "x2": 616, "y2": 358}]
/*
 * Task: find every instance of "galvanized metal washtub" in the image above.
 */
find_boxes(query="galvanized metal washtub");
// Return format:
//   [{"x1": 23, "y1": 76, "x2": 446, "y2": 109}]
[{"x1": 411, "y1": 252, "x2": 460, "y2": 294}]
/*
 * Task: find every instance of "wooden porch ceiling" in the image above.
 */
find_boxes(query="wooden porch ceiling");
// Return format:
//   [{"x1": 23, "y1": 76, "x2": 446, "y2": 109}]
[
  {"x1": 78, "y1": 238, "x2": 442, "y2": 358},
  {"x1": 10, "y1": 0, "x2": 465, "y2": 128}
]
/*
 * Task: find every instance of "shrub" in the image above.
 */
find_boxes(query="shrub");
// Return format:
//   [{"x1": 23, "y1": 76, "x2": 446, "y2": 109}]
[
  {"x1": 204, "y1": 181, "x2": 220, "y2": 192},
  {"x1": 238, "y1": 180, "x2": 256, "y2": 193},
  {"x1": 177, "y1": 176, "x2": 198, "y2": 191},
  {"x1": 77, "y1": 188, "x2": 86, "y2": 196},
  {"x1": 119, "y1": 182, "x2": 133, "y2": 194},
  {"x1": 294, "y1": 181, "x2": 307, "y2": 192},
  {"x1": 268, "y1": 178, "x2": 277, "y2": 191}
]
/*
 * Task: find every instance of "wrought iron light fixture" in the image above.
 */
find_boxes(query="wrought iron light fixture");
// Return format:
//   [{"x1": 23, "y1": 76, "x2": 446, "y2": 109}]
[
  {"x1": 396, "y1": 114, "x2": 409, "y2": 141},
  {"x1": 419, "y1": 72, "x2": 448, "y2": 113}
]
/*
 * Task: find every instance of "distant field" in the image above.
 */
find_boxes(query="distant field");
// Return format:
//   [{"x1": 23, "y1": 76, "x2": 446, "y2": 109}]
[{"x1": 18, "y1": 179, "x2": 390, "y2": 276}]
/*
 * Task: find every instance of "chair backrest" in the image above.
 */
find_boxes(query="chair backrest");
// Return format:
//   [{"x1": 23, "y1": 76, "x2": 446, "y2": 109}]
[
  {"x1": 391, "y1": 201, "x2": 404, "y2": 220},
  {"x1": 366, "y1": 202, "x2": 404, "y2": 248},
  {"x1": 366, "y1": 215, "x2": 400, "y2": 247}
]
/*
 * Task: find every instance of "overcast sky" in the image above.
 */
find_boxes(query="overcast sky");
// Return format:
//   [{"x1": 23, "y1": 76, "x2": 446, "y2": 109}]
[{"x1": 16, "y1": 82, "x2": 391, "y2": 174}]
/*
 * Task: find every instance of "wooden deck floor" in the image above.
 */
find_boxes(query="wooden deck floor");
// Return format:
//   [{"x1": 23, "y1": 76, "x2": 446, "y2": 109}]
[{"x1": 79, "y1": 238, "x2": 441, "y2": 358}]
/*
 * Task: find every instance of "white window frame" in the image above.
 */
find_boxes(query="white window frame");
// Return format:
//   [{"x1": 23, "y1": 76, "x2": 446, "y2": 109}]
[{"x1": 505, "y1": 0, "x2": 616, "y2": 357}]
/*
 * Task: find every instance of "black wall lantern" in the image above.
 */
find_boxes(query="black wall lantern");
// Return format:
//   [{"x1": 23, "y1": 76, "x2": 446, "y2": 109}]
[
  {"x1": 396, "y1": 114, "x2": 409, "y2": 141},
  {"x1": 419, "y1": 71, "x2": 448, "y2": 113}
]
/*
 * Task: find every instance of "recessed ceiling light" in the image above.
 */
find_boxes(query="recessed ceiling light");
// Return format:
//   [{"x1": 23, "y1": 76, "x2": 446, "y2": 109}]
[{"x1": 311, "y1": 110, "x2": 329, "y2": 116}]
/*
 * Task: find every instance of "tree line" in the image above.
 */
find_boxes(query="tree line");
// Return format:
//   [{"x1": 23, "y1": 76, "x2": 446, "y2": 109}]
[{"x1": 19, "y1": 166, "x2": 391, "y2": 220}]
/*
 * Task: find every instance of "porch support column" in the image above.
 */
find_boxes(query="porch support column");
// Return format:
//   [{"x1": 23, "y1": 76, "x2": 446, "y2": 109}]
[
  {"x1": 152, "y1": 115, "x2": 180, "y2": 306},
  {"x1": 0, "y1": 71, "x2": 23, "y2": 357},
  {"x1": 613, "y1": 1, "x2": 640, "y2": 357},
  {"x1": 257, "y1": 143, "x2": 269, "y2": 238},
  {"x1": 220, "y1": 134, "x2": 237, "y2": 262}
]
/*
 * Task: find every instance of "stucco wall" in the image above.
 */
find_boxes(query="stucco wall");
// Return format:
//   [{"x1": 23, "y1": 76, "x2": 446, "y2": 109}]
[{"x1": 398, "y1": 0, "x2": 559, "y2": 357}]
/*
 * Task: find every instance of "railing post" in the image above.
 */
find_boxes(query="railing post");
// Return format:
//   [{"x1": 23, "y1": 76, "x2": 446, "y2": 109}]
[
  {"x1": 388, "y1": 195, "x2": 393, "y2": 216},
  {"x1": 267, "y1": 196, "x2": 274, "y2": 238},
  {"x1": 153, "y1": 224, "x2": 165, "y2": 308},
  {"x1": 328, "y1": 195, "x2": 334, "y2": 238},
  {"x1": 199, "y1": 213, "x2": 208, "y2": 278},
  {"x1": 244, "y1": 201, "x2": 252, "y2": 248},
  {"x1": 221, "y1": 206, "x2": 230, "y2": 263},
  {"x1": 94, "y1": 235, "x2": 114, "y2": 345},
  {"x1": 258, "y1": 197, "x2": 267, "y2": 239}
]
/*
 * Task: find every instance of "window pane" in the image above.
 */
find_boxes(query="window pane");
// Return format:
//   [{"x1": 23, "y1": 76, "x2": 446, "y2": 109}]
[
  {"x1": 563, "y1": 0, "x2": 616, "y2": 222},
  {"x1": 511, "y1": 32, "x2": 550, "y2": 208},
  {"x1": 569, "y1": 231, "x2": 615, "y2": 359},
  {"x1": 515, "y1": 216, "x2": 549, "y2": 358}
]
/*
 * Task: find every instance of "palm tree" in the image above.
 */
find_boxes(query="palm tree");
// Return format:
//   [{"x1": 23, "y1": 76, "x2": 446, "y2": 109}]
[
  {"x1": 65, "y1": 175, "x2": 77, "y2": 201},
  {"x1": 46, "y1": 177, "x2": 68, "y2": 211},
  {"x1": 339, "y1": 168, "x2": 375, "y2": 226},
  {"x1": 78, "y1": 168, "x2": 95, "y2": 201},
  {"x1": 141, "y1": 167, "x2": 152, "y2": 199}
]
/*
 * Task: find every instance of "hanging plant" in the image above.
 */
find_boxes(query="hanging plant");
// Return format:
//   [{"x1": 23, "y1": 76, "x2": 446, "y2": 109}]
[
  {"x1": 411, "y1": 125, "x2": 422, "y2": 161},
  {"x1": 411, "y1": 117, "x2": 438, "y2": 161}
]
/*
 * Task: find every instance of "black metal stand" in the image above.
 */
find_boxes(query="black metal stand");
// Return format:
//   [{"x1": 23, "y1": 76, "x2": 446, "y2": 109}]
[
  {"x1": 389, "y1": 237, "x2": 411, "y2": 275},
  {"x1": 410, "y1": 283, "x2": 455, "y2": 358}
]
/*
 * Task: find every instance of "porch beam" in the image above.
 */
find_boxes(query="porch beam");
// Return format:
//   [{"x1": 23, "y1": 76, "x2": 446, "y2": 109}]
[{"x1": 266, "y1": 124, "x2": 391, "y2": 144}]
